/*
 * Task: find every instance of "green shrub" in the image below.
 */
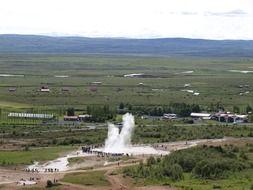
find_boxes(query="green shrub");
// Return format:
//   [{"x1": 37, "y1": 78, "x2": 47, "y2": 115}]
[{"x1": 46, "y1": 180, "x2": 53, "y2": 188}]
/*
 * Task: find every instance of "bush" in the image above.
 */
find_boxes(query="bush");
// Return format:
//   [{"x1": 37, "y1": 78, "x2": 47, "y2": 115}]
[
  {"x1": 163, "y1": 164, "x2": 184, "y2": 180},
  {"x1": 194, "y1": 159, "x2": 247, "y2": 179},
  {"x1": 239, "y1": 151, "x2": 248, "y2": 160},
  {"x1": 147, "y1": 156, "x2": 156, "y2": 166},
  {"x1": 213, "y1": 184, "x2": 222, "y2": 189},
  {"x1": 46, "y1": 180, "x2": 53, "y2": 188}
]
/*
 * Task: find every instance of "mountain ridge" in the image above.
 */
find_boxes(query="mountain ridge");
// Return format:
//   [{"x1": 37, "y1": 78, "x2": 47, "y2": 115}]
[{"x1": 0, "y1": 34, "x2": 253, "y2": 57}]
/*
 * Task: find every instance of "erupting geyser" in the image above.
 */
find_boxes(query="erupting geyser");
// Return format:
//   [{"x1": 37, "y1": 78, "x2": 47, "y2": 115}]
[
  {"x1": 96, "y1": 113, "x2": 169, "y2": 155},
  {"x1": 104, "y1": 113, "x2": 135, "y2": 153}
]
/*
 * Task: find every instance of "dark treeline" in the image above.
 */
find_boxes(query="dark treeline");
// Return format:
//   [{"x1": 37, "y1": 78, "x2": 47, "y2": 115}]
[
  {"x1": 73, "y1": 103, "x2": 201, "y2": 122},
  {"x1": 119, "y1": 102, "x2": 201, "y2": 117},
  {"x1": 119, "y1": 102, "x2": 252, "y2": 116}
]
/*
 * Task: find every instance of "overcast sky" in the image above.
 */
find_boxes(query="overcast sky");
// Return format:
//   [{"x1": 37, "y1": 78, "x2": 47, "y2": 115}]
[{"x1": 0, "y1": 0, "x2": 253, "y2": 39}]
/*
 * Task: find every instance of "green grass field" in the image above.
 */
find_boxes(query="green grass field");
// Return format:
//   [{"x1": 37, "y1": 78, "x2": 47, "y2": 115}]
[
  {"x1": 172, "y1": 171, "x2": 253, "y2": 190},
  {"x1": 61, "y1": 170, "x2": 110, "y2": 186},
  {"x1": 0, "y1": 54, "x2": 252, "y2": 111},
  {"x1": 133, "y1": 170, "x2": 253, "y2": 190},
  {"x1": 0, "y1": 146, "x2": 75, "y2": 165}
]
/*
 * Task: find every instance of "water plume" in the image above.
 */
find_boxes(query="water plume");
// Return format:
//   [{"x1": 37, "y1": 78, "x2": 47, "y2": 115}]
[{"x1": 104, "y1": 113, "x2": 135, "y2": 153}]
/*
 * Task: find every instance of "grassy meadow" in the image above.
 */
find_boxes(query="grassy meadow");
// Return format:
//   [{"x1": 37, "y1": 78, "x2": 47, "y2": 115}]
[
  {"x1": 0, "y1": 146, "x2": 75, "y2": 165},
  {"x1": 0, "y1": 54, "x2": 252, "y2": 111},
  {"x1": 0, "y1": 54, "x2": 253, "y2": 164},
  {"x1": 61, "y1": 170, "x2": 110, "y2": 186}
]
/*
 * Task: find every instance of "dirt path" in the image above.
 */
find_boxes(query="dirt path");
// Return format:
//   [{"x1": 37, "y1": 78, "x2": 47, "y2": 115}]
[
  {"x1": 60, "y1": 182, "x2": 110, "y2": 190},
  {"x1": 133, "y1": 186, "x2": 177, "y2": 190},
  {"x1": 105, "y1": 169, "x2": 128, "y2": 190},
  {"x1": 104, "y1": 169, "x2": 176, "y2": 190}
]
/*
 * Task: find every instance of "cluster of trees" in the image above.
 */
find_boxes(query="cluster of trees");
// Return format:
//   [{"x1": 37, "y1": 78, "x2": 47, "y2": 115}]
[
  {"x1": 163, "y1": 145, "x2": 251, "y2": 179},
  {"x1": 86, "y1": 105, "x2": 116, "y2": 122},
  {"x1": 124, "y1": 145, "x2": 252, "y2": 181},
  {"x1": 232, "y1": 105, "x2": 252, "y2": 114},
  {"x1": 208, "y1": 102, "x2": 225, "y2": 112},
  {"x1": 1, "y1": 160, "x2": 15, "y2": 166},
  {"x1": 246, "y1": 105, "x2": 253, "y2": 113},
  {"x1": 66, "y1": 108, "x2": 75, "y2": 116},
  {"x1": 169, "y1": 103, "x2": 201, "y2": 117},
  {"x1": 118, "y1": 102, "x2": 132, "y2": 111},
  {"x1": 194, "y1": 158, "x2": 247, "y2": 179},
  {"x1": 208, "y1": 102, "x2": 253, "y2": 114},
  {"x1": 124, "y1": 156, "x2": 184, "y2": 181},
  {"x1": 66, "y1": 106, "x2": 116, "y2": 122}
]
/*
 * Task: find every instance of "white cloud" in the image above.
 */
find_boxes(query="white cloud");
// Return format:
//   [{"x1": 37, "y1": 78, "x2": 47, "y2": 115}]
[
  {"x1": 0, "y1": 0, "x2": 252, "y2": 39},
  {"x1": 205, "y1": 9, "x2": 247, "y2": 17}
]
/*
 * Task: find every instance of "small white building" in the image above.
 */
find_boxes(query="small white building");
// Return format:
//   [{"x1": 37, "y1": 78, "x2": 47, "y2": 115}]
[
  {"x1": 78, "y1": 114, "x2": 92, "y2": 121},
  {"x1": 40, "y1": 88, "x2": 50, "y2": 92},
  {"x1": 124, "y1": 73, "x2": 145, "y2": 78},
  {"x1": 184, "y1": 84, "x2": 191, "y2": 87},
  {"x1": 163, "y1": 113, "x2": 177, "y2": 119},
  {"x1": 190, "y1": 113, "x2": 211, "y2": 120},
  {"x1": 64, "y1": 116, "x2": 79, "y2": 121},
  {"x1": 91, "y1": 82, "x2": 102, "y2": 85}
]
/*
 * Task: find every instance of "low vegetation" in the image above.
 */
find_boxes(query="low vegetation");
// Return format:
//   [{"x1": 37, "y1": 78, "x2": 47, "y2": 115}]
[
  {"x1": 68, "y1": 157, "x2": 88, "y2": 165},
  {"x1": 0, "y1": 54, "x2": 253, "y2": 110},
  {"x1": 123, "y1": 144, "x2": 253, "y2": 189},
  {"x1": 61, "y1": 171, "x2": 110, "y2": 186},
  {"x1": 133, "y1": 124, "x2": 253, "y2": 144}
]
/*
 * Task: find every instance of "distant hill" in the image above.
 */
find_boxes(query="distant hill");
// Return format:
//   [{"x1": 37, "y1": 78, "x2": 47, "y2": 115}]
[{"x1": 0, "y1": 34, "x2": 253, "y2": 57}]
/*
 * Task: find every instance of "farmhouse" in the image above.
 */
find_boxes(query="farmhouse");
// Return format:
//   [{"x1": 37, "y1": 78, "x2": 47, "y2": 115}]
[
  {"x1": 163, "y1": 113, "x2": 177, "y2": 119},
  {"x1": 78, "y1": 114, "x2": 91, "y2": 121},
  {"x1": 91, "y1": 81, "x2": 102, "y2": 85},
  {"x1": 64, "y1": 116, "x2": 79, "y2": 121},
  {"x1": 40, "y1": 86, "x2": 50, "y2": 92},
  {"x1": 8, "y1": 87, "x2": 16, "y2": 92},
  {"x1": 63, "y1": 114, "x2": 92, "y2": 121},
  {"x1": 41, "y1": 88, "x2": 50, "y2": 92},
  {"x1": 213, "y1": 113, "x2": 248, "y2": 123},
  {"x1": 124, "y1": 73, "x2": 145, "y2": 78}
]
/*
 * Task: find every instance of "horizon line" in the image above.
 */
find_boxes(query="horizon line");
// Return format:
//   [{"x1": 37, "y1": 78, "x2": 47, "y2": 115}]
[{"x1": 0, "y1": 33, "x2": 253, "y2": 41}]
